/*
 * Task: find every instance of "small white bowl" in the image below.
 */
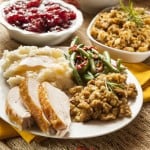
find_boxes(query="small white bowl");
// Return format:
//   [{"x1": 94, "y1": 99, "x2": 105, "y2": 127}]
[
  {"x1": 0, "y1": 0, "x2": 83, "y2": 46},
  {"x1": 78, "y1": 0, "x2": 119, "y2": 14},
  {"x1": 87, "y1": 8, "x2": 150, "y2": 63}
]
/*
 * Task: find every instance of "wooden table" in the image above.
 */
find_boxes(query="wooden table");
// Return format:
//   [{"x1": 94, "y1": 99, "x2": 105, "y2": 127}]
[{"x1": 0, "y1": 0, "x2": 150, "y2": 149}]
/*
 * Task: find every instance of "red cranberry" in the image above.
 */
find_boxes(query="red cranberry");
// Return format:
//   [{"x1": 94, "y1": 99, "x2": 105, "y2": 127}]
[
  {"x1": 58, "y1": 10, "x2": 70, "y2": 21},
  {"x1": 26, "y1": 19, "x2": 45, "y2": 33},
  {"x1": 4, "y1": 0, "x2": 76, "y2": 33},
  {"x1": 46, "y1": 4, "x2": 60, "y2": 11},
  {"x1": 26, "y1": 0, "x2": 41, "y2": 8},
  {"x1": 7, "y1": 14, "x2": 28, "y2": 27},
  {"x1": 54, "y1": 17, "x2": 63, "y2": 25},
  {"x1": 47, "y1": 19, "x2": 55, "y2": 28},
  {"x1": 69, "y1": 11, "x2": 76, "y2": 20},
  {"x1": 45, "y1": 13, "x2": 53, "y2": 20},
  {"x1": 28, "y1": 13, "x2": 40, "y2": 21},
  {"x1": 28, "y1": 7, "x2": 38, "y2": 13}
]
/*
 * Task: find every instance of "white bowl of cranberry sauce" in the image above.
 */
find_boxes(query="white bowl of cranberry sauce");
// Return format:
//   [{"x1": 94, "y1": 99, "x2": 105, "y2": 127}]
[{"x1": 0, "y1": 0, "x2": 83, "y2": 45}]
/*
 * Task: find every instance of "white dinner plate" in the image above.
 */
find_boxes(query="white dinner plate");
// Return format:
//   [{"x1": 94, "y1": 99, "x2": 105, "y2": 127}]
[{"x1": 0, "y1": 49, "x2": 143, "y2": 139}]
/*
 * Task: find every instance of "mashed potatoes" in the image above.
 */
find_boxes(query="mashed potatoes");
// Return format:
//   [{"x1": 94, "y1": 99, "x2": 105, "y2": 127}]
[{"x1": 2, "y1": 46, "x2": 74, "y2": 90}]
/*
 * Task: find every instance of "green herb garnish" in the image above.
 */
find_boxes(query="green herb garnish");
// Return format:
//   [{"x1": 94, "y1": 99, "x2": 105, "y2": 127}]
[
  {"x1": 119, "y1": 0, "x2": 143, "y2": 27},
  {"x1": 105, "y1": 79, "x2": 125, "y2": 94}
]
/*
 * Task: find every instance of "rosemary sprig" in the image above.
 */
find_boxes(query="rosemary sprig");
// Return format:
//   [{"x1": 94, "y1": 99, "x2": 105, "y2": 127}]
[
  {"x1": 119, "y1": 0, "x2": 143, "y2": 27},
  {"x1": 105, "y1": 79, "x2": 125, "y2": 93}
]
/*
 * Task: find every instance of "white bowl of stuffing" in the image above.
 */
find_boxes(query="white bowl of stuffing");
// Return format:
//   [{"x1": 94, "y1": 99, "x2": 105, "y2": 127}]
[
  {"x1": 0, "y1": 0, "x2": 83, "y2": 46},
  {"x1": 87, "y1": 2, "x2": 150, "y2": 63}
]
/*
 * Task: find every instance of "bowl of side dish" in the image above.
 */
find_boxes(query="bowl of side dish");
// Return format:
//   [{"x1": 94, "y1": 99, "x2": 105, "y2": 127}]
[
  {"x1": 0, "y1": 0, "x2": 83, "y2": 46},
  {"x1": 87, "y1": 5, "x2": 150, "y2": 63}
]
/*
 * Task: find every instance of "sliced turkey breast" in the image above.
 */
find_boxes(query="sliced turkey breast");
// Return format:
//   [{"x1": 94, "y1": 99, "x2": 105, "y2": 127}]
[
  {"x1": 39, "y1": 82, "x2": 71, "y2": 136},
  {"x1": 6, "y1": 86, "x2": 33, "y2": 130},
  {"x1": 3, "y1": 56, "x2": 56, "y2": 79},
  {"x1": 19, "y1": 56, "x2": 55, "y2": 67},
  {"x1": 19, "y1": 78, "x2": 54, "y2": 134}
]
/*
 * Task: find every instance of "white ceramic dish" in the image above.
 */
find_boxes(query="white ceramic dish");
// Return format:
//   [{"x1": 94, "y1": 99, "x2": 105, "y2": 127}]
[
  {"x1": 87, "y1": 8, "x2": 150, "y2": 63},
  {"x1": 0, "y1": 0, "x2": 83, "y2": 46},
  {"x1": 0, "y1": 48, "x2": 143, "y2": 139},
  {"x1": 78, "y1": 0, "x2": 119, "y2": 14}
]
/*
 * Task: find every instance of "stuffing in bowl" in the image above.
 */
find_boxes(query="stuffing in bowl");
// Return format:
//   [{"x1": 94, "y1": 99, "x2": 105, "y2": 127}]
[
  {"x1": 0, "y1": 0, "x2": 83, "y2": 45},
  {"x1": 87, "y1": 1, "x2": 150, "y2": 63}
]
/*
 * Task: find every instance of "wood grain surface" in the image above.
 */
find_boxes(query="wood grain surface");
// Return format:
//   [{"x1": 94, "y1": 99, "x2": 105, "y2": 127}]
[{"x1": 0, "y1": 0, "x2": 150, "y2": 149}]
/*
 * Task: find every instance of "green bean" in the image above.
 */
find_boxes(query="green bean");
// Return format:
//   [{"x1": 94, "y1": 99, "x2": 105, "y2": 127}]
[
  {"x1": 68, "y1": 37, "x2": 127, "y2": 85},
  {"x1": 88, "y1": 48, "x2": 118, "y2": 73},
  {"x1": 78, "y1": 48, "x2": 93, "y2": 74},
  {"x1": 116, "y1": 59, "x2": 126, "y2": 72},
  {"x1": 91, "y1": 48, "x2": 99, "y2": 55},
  {"x1": 77, "y1": 44, "x2": 84, "y2": 48},
  {"x1": 68, "y1": 43, "x2": 83, "y2": 55},
  {"x1": 84, "y1": 50, "x2": 97, "y2": 74},
  {"x1": 90, "y1": 58, "x2": 96, "y2": 74},
  {"x1": 94, "y1": 73, "x2": 100, "y2": 77},
  {"x1": 103, "y1": 51, "x2": 111, "y2": 63},
  {"x1": 83, "y1": 71, "x2": 95, "y2": 81},
  {"x1": 116, "y1": 59, "x2": 121, "y2": 69},
  {"x1": 70, "y1": 52, "x2": 83, "y2": 85},
  {"x1": 88, "y1": 52, "x2": 96, "y2": 74},
  {"x1": 70, "y1": 36, "x2": 80, "y2": 47},
  {"x1": 77, "y1": 59, "x2": 89, "y2": 74},
  {"x1": 98, "y1": 55, "x2": 120, "y2": 73},
  {"x1": 87, "y1": 50, "x2": 94, "y2": 57},
  {"x1": 90, "y1": 48, "x2": 119, "y2": 73},
  {"x1": 79, "y1": 48, "x2": 97, "y2": 74},
  {"x1": 92, "y1": 50, "x2": 118, "y2": 72},
  {"x1": 103, "y1": 66, "x2": 109, "y2": 74},
  {"x1": 78, "y1": 48, "x2": 90, "y2": 59}
]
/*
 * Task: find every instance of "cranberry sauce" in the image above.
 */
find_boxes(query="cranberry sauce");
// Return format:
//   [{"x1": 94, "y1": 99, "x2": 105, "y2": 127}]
[{"x1": 4, "y1": 0, "x2": 76, "y2": 33}]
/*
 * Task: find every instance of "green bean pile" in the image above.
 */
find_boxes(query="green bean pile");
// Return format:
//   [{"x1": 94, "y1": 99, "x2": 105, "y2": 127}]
[{"x1": 68, "y1": 37, "x2": 126, "y2": 85}]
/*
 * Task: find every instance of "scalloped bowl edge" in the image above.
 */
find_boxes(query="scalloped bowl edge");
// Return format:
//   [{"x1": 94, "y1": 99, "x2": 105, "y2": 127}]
[{"x1": 0, "y1": 0, "x2": 83, "y2": 46}]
